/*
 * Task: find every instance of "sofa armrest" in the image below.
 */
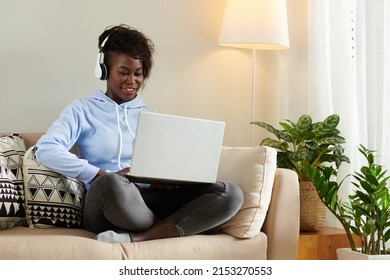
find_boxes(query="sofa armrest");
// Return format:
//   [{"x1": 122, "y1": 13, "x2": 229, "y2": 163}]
[{"x1": 262, "y1": 168, "x2": 300, "y2": 260}]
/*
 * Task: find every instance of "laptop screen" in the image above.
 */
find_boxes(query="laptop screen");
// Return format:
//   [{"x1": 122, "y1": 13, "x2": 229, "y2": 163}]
[{"x1": 129, "y1": 112, "x2": 225, "y2": 184}]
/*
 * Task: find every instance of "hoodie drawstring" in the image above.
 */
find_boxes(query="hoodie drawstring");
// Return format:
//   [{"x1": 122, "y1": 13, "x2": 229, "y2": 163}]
[
  {"x1": 124, "y1": 104, "x2": 136, "y2": 139},
  {"x1": 115, "y1": 105, "x2": 124, "y2": 170},
  {"x1": 116, "y1": 104, "x2": 136, "y2": 170}
]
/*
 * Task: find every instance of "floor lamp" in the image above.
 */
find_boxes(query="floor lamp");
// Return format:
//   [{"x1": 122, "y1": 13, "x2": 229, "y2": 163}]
[{"x1": 218, "y1": 0, "x2": 290, "y2": 146}]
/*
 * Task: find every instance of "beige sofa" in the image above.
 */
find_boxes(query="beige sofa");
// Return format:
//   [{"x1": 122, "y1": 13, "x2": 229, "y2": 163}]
[{"x1": 0, "y1": 132, "x2": 300, "y2": 260}]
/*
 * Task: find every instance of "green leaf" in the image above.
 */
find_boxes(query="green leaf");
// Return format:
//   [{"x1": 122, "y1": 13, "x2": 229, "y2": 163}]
[
  {"x1": 251, "y1": 121, "x2": 278, "y2": 136},
  {"x1": 324, "y1": 183, "x2": 338, "y2": 203},
  {"x1": 382, "y1": 191, "x2": 390, "y2": 209},
  {"x1": 290, "y1": 146, "x2": 313, "y2": 162},
  {"x1": 250, "y1": 121, "x2": 280, "y2": 137},
  {"x1": 315, "y1": 114, "x2": 340, "y2": 136},
  {"x1": 296, "y1": 115, "x2": 312, "y2": 132},
  {"x1": 316, "y1": 136, "x2": 346, "y2": 145},
  {"x1": 350, "y1": 226, "x2": 361, "y2": 236},
  {"x1": 279, "y1": 130, "x2": 293, "y2": 142},
  {"x1": 357, "y1": 180, "x2": 375, "y2": 194},
  {"x1": 384, "y1": 229, "x2": 390, "y2": 242},
  {"x1": 305, "y1": 141, "x2": 319, "y2": 150},
  {"x1": 367, "y1": 153, "x2": 374, "y2": 165},
  {"x1": 336, "y1": 155, "x2": 351, "y2": 165},
  {"x1": 260, "y1": 138, "x2": 288, "y2": 151},
  {"x1": 279, "y1": 122, "x2": 300, "y2": 140},
  {"x1": 355, "y1": 190, "x2": 372, "y2": 205}
]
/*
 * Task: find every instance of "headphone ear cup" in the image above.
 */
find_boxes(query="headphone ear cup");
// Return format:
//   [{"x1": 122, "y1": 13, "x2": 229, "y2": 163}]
[
  {"x1": 95, "y1": 52, "x2": 109, "y2": 80},
  {"x1": 95, "y1": 35, "x2": 110, "y2": 80},
  {"x1": 100, "y1": 63, "x2": 108, "y2": 80},
  {"x1": 95, "y1": 53, "x2": 103, "y2": 79}
]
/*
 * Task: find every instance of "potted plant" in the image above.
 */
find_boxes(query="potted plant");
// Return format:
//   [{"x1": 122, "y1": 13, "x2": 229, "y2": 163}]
[
  {"x1": 305, "y1": 145, "x2": 390, "y2": 259},
  {"x1": 251, "y1": 114, "x2": 350, "y2": 231}
]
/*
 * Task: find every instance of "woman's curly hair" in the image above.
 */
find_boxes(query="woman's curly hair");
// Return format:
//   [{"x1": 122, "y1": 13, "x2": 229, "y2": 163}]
[{"x1": 98, "y1": 24, "x2": 155, "y2": 80}]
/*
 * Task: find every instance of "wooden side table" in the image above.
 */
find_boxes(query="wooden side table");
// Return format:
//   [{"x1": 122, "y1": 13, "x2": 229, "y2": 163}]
[{"x1": 297, "y1": 226, "x2": 361, "y2": 260}]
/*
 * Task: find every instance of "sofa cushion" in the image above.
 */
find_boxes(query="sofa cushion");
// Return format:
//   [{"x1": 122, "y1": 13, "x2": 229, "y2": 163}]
[
  {"x1": 218, "y1": 146, "x2": 276, "y2": 239},
  {"x1": 0, "y1": 226, "x2": 267, "y2": 260},
  {"x1": 0, "y1": 134, "x2": 27, "y2": 230},
  {"x1": 23, "y1": 146, "x2": 86, "y2": 228}
]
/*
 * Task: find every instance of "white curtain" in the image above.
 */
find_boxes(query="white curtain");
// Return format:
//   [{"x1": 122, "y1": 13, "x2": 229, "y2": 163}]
[{"x1": 281, "y1": 0, "x2": 390, "y2": 227}]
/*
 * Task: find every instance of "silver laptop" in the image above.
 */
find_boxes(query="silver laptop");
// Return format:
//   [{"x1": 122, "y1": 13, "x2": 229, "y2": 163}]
[{"x1": 128, "y1": 111, "x2": 225, "y2": 185}]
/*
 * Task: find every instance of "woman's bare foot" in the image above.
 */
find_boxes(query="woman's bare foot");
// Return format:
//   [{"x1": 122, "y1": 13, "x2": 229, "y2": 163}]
[{"x1": 130, "y1": 218, "x2": 180, "y2": 242}]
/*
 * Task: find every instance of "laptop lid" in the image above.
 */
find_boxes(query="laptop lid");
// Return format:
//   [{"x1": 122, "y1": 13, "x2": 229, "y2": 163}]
[{"x1": 129, "y1": 111, "x2": 225, "y2": 185}]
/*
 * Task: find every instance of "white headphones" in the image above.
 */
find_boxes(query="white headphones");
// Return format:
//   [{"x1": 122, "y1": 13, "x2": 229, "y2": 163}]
[{"x1": 94, "y1": 36, "x2": 109, "y2": 80}]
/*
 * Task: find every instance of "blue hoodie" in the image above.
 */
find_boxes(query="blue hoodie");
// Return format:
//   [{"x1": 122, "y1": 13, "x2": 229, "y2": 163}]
[{"x1": 35, "y1": 90, "x2": 153, "y2": 189}]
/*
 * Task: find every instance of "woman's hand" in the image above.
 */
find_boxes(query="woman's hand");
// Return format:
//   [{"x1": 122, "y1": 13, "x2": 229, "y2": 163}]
[
  {"x1": 116, "y1": 167, "x2": 176, "y2": 190},
  {"x1": 93, "y1": 167, "x2": 130, "y2": 181},
  {"x1": 93, "y1": 169, "x2": 106, "y2": 180},
  {"x1": 117, "y1": 167, "x2": 130, "y2": 175}
]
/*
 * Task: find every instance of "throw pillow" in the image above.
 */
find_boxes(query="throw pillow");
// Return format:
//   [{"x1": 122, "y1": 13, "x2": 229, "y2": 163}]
[
  {"x1": 218, "y1": 146, "x2": 277, "y2": 239},
  {"x1": 23, "y1": 146, "x2": 86, "y2": 228},
  {"x1": 0, "y1": 133, "x2": 27, "y2": 230}
]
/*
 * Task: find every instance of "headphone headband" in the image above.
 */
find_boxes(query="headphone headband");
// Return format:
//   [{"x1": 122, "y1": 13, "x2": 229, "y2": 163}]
[{"x1": 100, "y1": 36, "x2": 109, "y2": 49}]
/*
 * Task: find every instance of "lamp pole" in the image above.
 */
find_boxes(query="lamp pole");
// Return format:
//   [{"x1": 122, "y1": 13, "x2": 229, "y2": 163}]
[{"x1": 251, "y1": 49, "x2": 256, "y2": 146}]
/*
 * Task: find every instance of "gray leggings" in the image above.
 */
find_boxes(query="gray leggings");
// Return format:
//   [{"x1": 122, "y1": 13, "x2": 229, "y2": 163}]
[{"x1": 82, "y1": 173, "x2": 244, "y2": 236}]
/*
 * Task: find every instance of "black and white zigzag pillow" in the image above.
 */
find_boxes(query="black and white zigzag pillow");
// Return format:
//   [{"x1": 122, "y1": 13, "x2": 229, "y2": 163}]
[
  {"x1": 23, "y1": 146, "x2": 85, "y2": 228},
  {"x1": 0, "y1": 133, "x2": 27, "y2": 230}
]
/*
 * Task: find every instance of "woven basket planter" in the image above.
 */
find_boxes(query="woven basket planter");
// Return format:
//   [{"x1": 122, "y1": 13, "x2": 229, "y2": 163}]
[{"x1": 299, "y1": 180, "x2": 327, "y2": 232}]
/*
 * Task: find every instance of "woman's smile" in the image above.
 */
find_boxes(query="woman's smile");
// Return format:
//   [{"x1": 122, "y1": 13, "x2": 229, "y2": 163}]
[{"x1": 122, "y1": 86, "x2": 137, "y2": 96}]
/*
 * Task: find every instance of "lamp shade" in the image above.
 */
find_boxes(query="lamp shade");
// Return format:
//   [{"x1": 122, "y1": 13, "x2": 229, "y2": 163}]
[{"x1": 218, "y1": 0, "x2": 290, "y2": 50}]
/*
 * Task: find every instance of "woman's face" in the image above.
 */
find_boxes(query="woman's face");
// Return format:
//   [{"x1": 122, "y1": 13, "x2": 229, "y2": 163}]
[{"x1": 105, "y1": 53, "x2": 144, "y2": 104}]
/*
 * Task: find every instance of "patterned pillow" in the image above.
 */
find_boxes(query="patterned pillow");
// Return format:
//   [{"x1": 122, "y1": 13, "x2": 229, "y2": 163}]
[
  {"x1": 23, "y1": 146, "x2": 86, "y2": 228},
  {"x1": 0, "y1": 133, "x2": 27, "y2": 230}
]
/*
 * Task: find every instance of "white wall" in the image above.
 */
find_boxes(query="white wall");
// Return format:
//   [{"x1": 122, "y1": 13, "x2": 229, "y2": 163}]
[{"x1": 0, "y1": 0, "x2": 282, "y2": 147}]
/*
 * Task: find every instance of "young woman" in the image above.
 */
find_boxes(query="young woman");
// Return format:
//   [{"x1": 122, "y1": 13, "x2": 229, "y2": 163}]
[{"x1": 35, "y1": 24, "x2": 244, "y2": 243}]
